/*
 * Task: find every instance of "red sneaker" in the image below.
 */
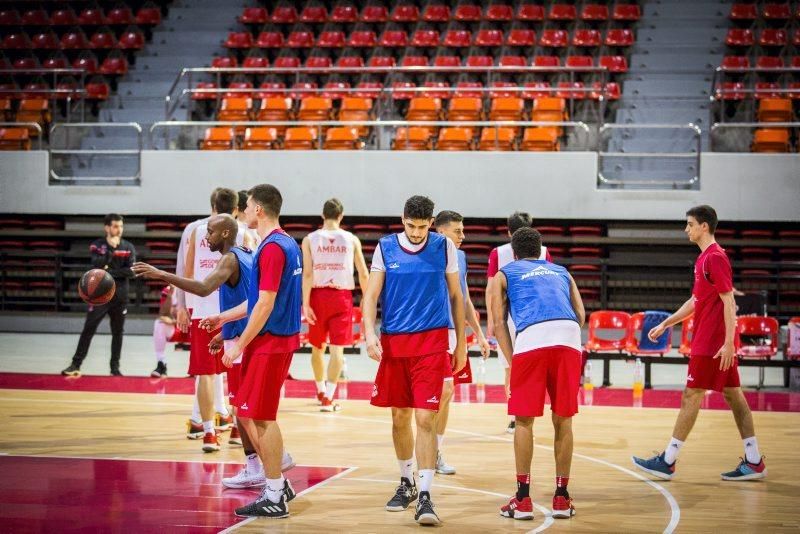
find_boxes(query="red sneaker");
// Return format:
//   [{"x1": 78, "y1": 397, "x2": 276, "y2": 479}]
[
  {"x1": 500, "y1": 496, "x2": 533, "y2": 520},
  {"x1": 186, "y1": 419, "x2": 203, "y2": 440},
  {"x1": 552, "y1": 494, "x2": 575, "y2": 518},
  {"x1": 316, "y1": 391, "x2": 325, "y2": 404},
  {"x1": 320, "y1": 396, "x2": 341, "y2": 412},
  {"x1": 215, "y1": 412, "x2": 233, "y2": 432},
  {"x1": 229, "y1": 425, "x2": 242, "y2": 446},
  {"x1": 202, "y1": 432, "x2": 220, "y2": 452}
]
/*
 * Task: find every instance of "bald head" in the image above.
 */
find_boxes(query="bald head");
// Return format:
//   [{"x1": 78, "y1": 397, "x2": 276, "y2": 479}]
[{"x1": 205, "y1": 213, "x2": 239, "y2": 253}]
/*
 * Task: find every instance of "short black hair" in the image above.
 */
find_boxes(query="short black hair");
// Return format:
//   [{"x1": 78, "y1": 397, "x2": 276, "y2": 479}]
[
  {"x1": 508, "y1": 211, "x2": 533, "y2": 234},
  {"x1": 511, "y1": 227, "x2": 542, "y2": 260},
  {"x1": 213, "y1": 188, "x2": 238, "y2": 215},
  {"x1": 104, "y1": 213, "x2": 123, "y2": 226},
  {"x1": 323, "y1": 198, "x2": 344, "y2": 220},
  {"x1": 686, "y1": 205, "x2": 718, "y2": 234},
  {"x1": 237, "y1": 190, "x2": 248, "y2": 213},
  {"x1": 248, "y1": 184, "x2": 283, "y2": 218},
  {"x1": 403, "y1": 195, "x2": 435, "y2": 220},
  {"x1": 435, "y1": 210, "x2": 463, "y2": 227}
]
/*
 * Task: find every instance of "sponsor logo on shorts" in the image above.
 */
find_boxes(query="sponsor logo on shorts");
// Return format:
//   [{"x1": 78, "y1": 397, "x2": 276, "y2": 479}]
[
  {"x1": 687, "y1": 374, "x2": 694, "y2": 382},
  {"x1": 240, "y1": 402, "x2": 249, "y2": 411},
  {"x1": 372, "y1": 384, "x2": 378, "y2": 397},
  {"x1": 427, "y1": 395, "x2": 439, "y2": 404},
  {"x1": 458, "y1": 372, "x2": 468, "y2": 379},
  {"x1": 388, "y1": 262, "x2": 400, "y2": 270}
]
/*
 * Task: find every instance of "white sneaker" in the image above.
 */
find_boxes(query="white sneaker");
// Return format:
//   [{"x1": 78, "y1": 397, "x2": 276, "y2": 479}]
[
  {"x1": 435, "y1": 451, "x2": 456, "y2": 475},
  {"x1": 281, "y1": 451, "x2": 296, "y2": 472},
  {"x1": 222, "y1": 467, "x2": 267, "y2": 489}
]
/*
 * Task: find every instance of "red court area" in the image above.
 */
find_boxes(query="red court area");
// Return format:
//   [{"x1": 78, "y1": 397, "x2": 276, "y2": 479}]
[
  {"x1": 1, "y1": 372, "x2": 799, "y2": 412},
  {"x1": 0, "y1": 455, "x2": 347, "y2": 533}
]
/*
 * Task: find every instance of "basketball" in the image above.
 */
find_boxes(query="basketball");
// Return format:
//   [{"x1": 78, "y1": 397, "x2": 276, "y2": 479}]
[{"x1": 78, "y1": 269, "x2": 115, "y2": 306}]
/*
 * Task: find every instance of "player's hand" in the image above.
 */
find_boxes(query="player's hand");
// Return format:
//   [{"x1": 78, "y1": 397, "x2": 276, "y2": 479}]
[
  {"x1": 648, "y1": 322, "x2": 667, "y2": 342},
  {"x1": 222, "y1": 343, "x2": 242, "y2": 368},
  {"x1": 713, "y1": 342, "x2": 736, "y2": 371},
  {"x1": 452, "y1": 340, "x2": 467, "y2": 374},
  {"x1": 477, "y1": 336, "x2": 491, "y2": 359},
  {"x1": 176, "y1": 307, "x2": 190, "y2": 333},
  {"x1": 303, "y1": 304, "x2": 317, "y2": 326},
  {"x1": 131, "y1": 262, "x2": 162, "y2": 279},
  {"x1": 208, "y1": 333, "x2": 223, "y2": 354},
  {"x1": 158, "y1": 315, "x2": 175, "y2": 326},
  {"x1": 366, "y1": 334, "x2": 382, "y2": 362},
  {"x1": 200, "y1": 315, "x2": 223, "y2": 332}
]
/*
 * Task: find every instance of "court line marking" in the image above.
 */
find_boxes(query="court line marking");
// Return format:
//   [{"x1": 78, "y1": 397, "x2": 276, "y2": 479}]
[
  {"x1": 218, "y1": 466, "x2": 359, "y2": 534},
  {"x1": 295, "y1": 412, "x2": 680, "y2": 534},
  {"x1": 344, "y1": 477, "x2": 554, "y2": 532}
]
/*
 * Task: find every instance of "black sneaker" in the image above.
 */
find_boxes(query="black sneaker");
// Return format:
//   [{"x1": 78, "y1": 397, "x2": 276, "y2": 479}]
[
  {"x1": 506, "y1": 419, "x2": 516, "y2": 434},
  {"x1": 234, "y1": 488, "x2": 289, "y2": 518},
  {"x1": 385, "y1": 478, "x2": 418, "y2": 512},
  {"x1": 110, "y1": 368, "x2": 123, "y2": 377},
  {"x1": 150, "y1": 362, "x2": 167, "y2": 378},
  {"x1": 61, "y1": 364, "x2": 81, "y2": 377},
  {"x1": 415, "y1": 492, "x2": 440, "y2": 525},
  {"x1": 284, "y1": 479, "x2": 296, "y2": 502}
]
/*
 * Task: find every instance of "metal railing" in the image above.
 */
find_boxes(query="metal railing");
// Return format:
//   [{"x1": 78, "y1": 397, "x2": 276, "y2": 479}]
[
  {"x1": 710, "y1": 122, "x2": 800, "y2": 152},
  {"x1": 48, "y1": 122, "x2": 143, "y2": 185},
  {"x1": 0, "y1": 68, "x2": 88, "y2": 122},
  {"x1": 710, "y1": 66, "x2": 800, "y2": 124},
  {"x1": 0, "y1": 122, "x2": 43, "y2": 149},
  {"x1": 149, "y1": 119, "x2": 593, "y2": 151},
  {"x1": 597, "y1": 123, "x2": 702, "y2": 188}
]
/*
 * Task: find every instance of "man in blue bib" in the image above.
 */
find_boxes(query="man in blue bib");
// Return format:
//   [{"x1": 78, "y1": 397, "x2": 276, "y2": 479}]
[
  {"x1": 491, "y1": 228, "x2": 585, "y2": 522},
  {"x1": 362, "y1": 195, "x2": 467, "y2": 526}
]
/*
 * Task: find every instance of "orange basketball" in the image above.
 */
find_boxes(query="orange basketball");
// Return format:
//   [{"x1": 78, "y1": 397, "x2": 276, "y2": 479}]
[{"x1": 78, "y1": 269, "x2": 116, "y2": 305}]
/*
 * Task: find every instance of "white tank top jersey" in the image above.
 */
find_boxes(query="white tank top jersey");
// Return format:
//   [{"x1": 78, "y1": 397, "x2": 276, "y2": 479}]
[
  {"x1": 308, "y1": 228, "x2": 356, "y2": 290},
  {"x1": 496, "y1": 242, "x2": 548, "y2": 269},
  {"x1": 186, "y1": 221, "x2": 245, "y2": 318}
]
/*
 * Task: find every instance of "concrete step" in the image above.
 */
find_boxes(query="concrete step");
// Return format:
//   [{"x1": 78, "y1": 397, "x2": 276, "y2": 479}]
[
  {"x1": 628, "y1": 53, "x2": 723, "y2": 71},
  {"x1": 623, "y1": 80, "x2": 712, "y2": 98},
  {"x1": 644, "y1": 2, "x2": 730, "y2": 19}
]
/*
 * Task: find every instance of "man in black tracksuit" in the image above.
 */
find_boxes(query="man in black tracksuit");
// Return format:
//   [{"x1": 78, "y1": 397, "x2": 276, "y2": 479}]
[{"x1": 62, "y1": 213, "x2": 136, "y2": 377}]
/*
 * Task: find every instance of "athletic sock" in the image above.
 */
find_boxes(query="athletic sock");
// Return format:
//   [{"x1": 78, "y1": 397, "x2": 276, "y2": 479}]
[
  {"x1": 436, "y1": 434, "x2": 444, "y2": 451},
  {"x1": 398, "y1": 458, "x2": 414, "y2": 482},
  {"x1": 664, "y1": 437, "x2": 684, "y2": 465},
  {"x1": 516, "y1": 473, "x2": 530, "y2": 500},
  {"x1": 264, "y1": 476, "x2": 285, "y2": 503},
  {"x1": 191, "y1": 377, "x2": 201, "y2": 423},
  {"x1": 555, "y1": 475, "x2": 569, "y2": 497},
  {"x1": 213, "y1": 374, "x2": 229, "y2": 416},
  {"x1": 315, "y1": 380, "x2": 326, "y2": 394},
  {"x1": 418, "y1": 469, "x2": 434, "y2": 493},
  {"x1": 202, "y1": 420, "x2": 214, "y2": 434},
  {"x1": 245, "y1": 451, "x2": 260, "y2": 474},
  {"x1": 155, "y1": 351, "x2": 166, "y2": 364},
  {"x1": 743, "y1": 437, "x2": 761, "y2": 464},
  {"x1": 324, "y1": 381, "x2": 337, "y2": 401}
]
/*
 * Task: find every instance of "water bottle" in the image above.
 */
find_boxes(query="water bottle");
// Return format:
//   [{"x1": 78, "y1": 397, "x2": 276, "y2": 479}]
[
  {"x1": 583, "y1": 361, "x2": 593, "y2": 391},
  {"x1": 339, "y1": 356, "x2": 349, "y2": 400},
  {"x1": 478, "y1": 358, "x2": 486, "y2": 385},
  {"x1": 475, "y1": 358, "x2": 487, "y2": 403},
  {"x1": 633, "y1": 358, "x2": 644, "y2": 394}
]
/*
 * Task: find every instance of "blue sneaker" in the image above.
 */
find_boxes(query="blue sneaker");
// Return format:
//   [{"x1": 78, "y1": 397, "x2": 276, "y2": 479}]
[
  {"x1": 721, "y1": 457, "x2": 767, "y2": 481},
  {"x1": 631, "y1": 452, "x2": 675, "y2": 480}
]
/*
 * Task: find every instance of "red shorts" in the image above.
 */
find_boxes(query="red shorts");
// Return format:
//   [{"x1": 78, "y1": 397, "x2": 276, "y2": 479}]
[
  {"x1": 308, "y1": 288, "x2": 353, "y2": 348},
  {"x1": 227, "y1": 365, "x2": 241, "y2": 407},
  {"x1": 508, "y1": 346, "x2": 582, "y2": 418},
  {"x1": 371, "y1": 352, "x2": 450, "y2": 411},
  {"x1": 167, "y1": 326, "x2": 190, "y2": 343},
  {"x1": 447, "y1": 355, "x2": 473, "y2": 385},
  {"x1": 235, "y1": 350, "x2": 293, "y2": 421},
  {"x1": 687, "y1": 354, "x2": 741, "y2": 392},
  {"x1": 188, "y1": 320, "x2": 222, "y2": 376}
]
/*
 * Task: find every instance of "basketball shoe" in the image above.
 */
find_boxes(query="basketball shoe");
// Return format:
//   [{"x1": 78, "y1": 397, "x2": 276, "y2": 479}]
[
  {"x1": 500, "y1": 496, "x2": 534, "y2": 520},
  {"x1": 186, "y1": 419, "x2": 204, "y2": 439},
  {"x1": 202, "y1": 431, "x2": 220, "y2": 452},
  {"x1": 415, "y1": 492, "x2": 440, "y2": 525},
  {"x1": 223, "y1": 466, "x2": 266, "y2": 489},
  {"x1": 385, "y1": 478, "x2": 418, "y2": 511},
  {"x1": 320, "y1": 397, "x2": 341, "y2": 412},
  {"x1": 631, "y1": 452, "x2": 675, "y2": 480},
  {"x1": 234, "y1": 480, "x2": 295, "y2": 518},
  {"x1": 435, "y1": 451, "x2": 456, "y2": 475},
  {"x1": 316, "y1": 391, "x2": 325, "y2": 404},
  {"x1": 552, "y1": 493, "x2": 576, "y2": 518},
  {"x1": 229, "y1": 425, "x2": 242, "y2": 446},
  {"x1": 721, "y1": 457, "x2": 767, "y2": 481},
  {"x1": 61, "y1": 364, "x2": 81, "y2": 377},
  {"x1": 506, "y1": 420, "x2": 516, "y2": 434},
  {"x1": 215, "y1": 412, "x2": 234, "y2": 432},
  {"x1": 150, "y1": 362, "x2": 167, "y2": 378}
]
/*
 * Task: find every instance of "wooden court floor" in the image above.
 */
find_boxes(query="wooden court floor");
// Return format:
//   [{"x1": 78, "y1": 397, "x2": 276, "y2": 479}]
[{"x1": 2, "y1": 388, "x2": 798, "y2": 533}]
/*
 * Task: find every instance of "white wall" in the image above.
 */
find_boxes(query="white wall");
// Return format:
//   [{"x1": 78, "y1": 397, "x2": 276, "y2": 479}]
[{"x1": 2, "y1": 151, "x2": 799, "y2": 220}]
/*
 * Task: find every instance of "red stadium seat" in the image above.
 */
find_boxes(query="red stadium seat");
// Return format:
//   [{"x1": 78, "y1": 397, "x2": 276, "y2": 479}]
[
  {"x1": 380, "y1": 30, "x2": 408, "y2": 48},
  {"x1": 337, "y1": 56, "x2": 364, "y2": 68},
  {"x1": 722, "y1": 56, "x2": 750, "y2": 69},
  {"x1": 90, "y1": 29, "x2": 118, "y2": 50},
  {"x1": 331, "y1": 5, "x2": 358, "y2": 23},
  {"x1": 367, "y1": 56, "x2": 395, "y2": 68},
  {"x1": 549, "y1": 4, "x2": 577, "y2": 21},
  {"x1": 605, "y1": 29, "x2": 635, "y2": 47},
  {"x1": 4, "y1": 32, "x2": 32, "y2": 50},
  {"x1": 581, "y1": 4, "x2": 609, "y2": 21},
  {"x1": 42, "y1": 56, "x2": 68, "y2": 70},
  {"x1": 573, "y1": 29, "x2": 602, "y2": 47},
  {"x1": 118, "y1": 28, "x2": 145, "y2": 50},
  {"x1": 486, "y1": 4, "x2": 514, "y2": 21},
  {"x1": 726, "y1": 29, "x2": 754, "y2": 47},
  {"x1": 0, "y1": 9, "x2": 20, "y2": 26},
  {"x1": 73, "y1": 53, "x2": 99, "y2": 74},
  {"x1": 499, "y1": 55, "x2": 526, "y2": 68},
  {"x1": 51, "y1": 8, "x2": 79, "y2": 26},
  {"x1": 557, "y1": 81, "x2": 586, "y2": 100},
  {"x1": 78, "y1": 8, "x2": 107, "y2": 26},
  {"x1": 533, "y1": 55, "x2": 560, "y2": 67},
  {"x1": 516, "y1": 4, "x2": 545, "y2": 21},
  {"x1": 348, "y1": 31, "x2": 377, "y2": 48},
  {"x1": 106, "y1": 7, "x2": 134, "y2": 25},
  {"x1": 391, "y1": 4, "x2": 420, "y2": 22},
  {"x1": 211, "y1": 56, "x2": 237, "y2": 69},
  {"x1": 391, "y1": 81, "x2": 417, "y2": 100},
  {"x1": 241, "y1": 56, "x2": 268, "y2": 69},
  {"x1": 99, "y1": 55, "x2": 129, "y2": 76},
  {"x1": 599, "y1": 55, "x2": 629, "y2": 73},
  {"x1": 454, "y1": 4, "x2": 482, "y2": 21},
  {"x1": 443, "y1": 30, "x2": 471, "y2": 48},
  {"x1": 506, "y1": 29, "x2": 536, "y2": 47},
  {"x1": 625, "y1": 312, "x2": 673, "y2": 356},
  {"x1": 454, "y1": 81, "x2": 483, "y2": 98},
  {"x1": 539, "y1": 30, "x2": 569, "y2": 47},
  {"x1": 434, "y1": 56, "x2": 461, "y2": 67},
  {"x1": 730, "y1": 3, "x2": 757, "y2": 20},
  {"x1": 759, "y1": 29, "x2": 787, "y2": 47},
  {"x1": 400, "y1": 55, "x2": 428, "y2": 67},
  {"x1": 318, "y1": 31, "x2": 346, "y2": 48},
  {"x1": 613, "y1": 4, "x2": 641, "y2": 21},
  {"x1": 136, "y1": 6, "x2": 162, "y2": 26},
  {"x1": 255, "y1": 31, "x2": 283, "y2": 48},
  {"x1": 585, "y1": 311, "x2": 630, "y2": 352},
  {"x1": 422, "y1": 4, "x2": 450, "y2": 22},
  {"x1": 762, "y1": 3, "x2": 791, "y2": 21},
  {"x1": 270, "y1": 6, "x2": 298, "y2": 24},
  {"x1": 300, "y1": 5, "x2": 328, "y2": 23},
  {"x1": 31, "y1": 32, "x2": 60, "y2": 50},
  {"x1": 466, "y1": 55, "x2": 493, "y2": 67},
  {"x1": 273, "y1": 56, "x2": 301, "y2": 69},
  {"x1": 288, "y1": 31, "x2": 315, "y2": 48},
  {"x1": 736, "y1": 317, "x2": 779, "y2": 359},
  {"x1": 360, "y1": 5, "x2": 388, "y2": 23},
  {"x1": 566, "y1": 55, "x2": 593, "y2": 68},
  {"x1": 411, "y1": 30, "x2": 440, "y2": 47},
  {"x1": 474, "y1": 29, "x2": 504, "y2": 47}
]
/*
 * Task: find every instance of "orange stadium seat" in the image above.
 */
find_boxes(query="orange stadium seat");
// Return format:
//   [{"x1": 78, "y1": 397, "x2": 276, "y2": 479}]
[
  {"x1": 758, "y1": 99, "x2": 793, "y2": 122},
  {"x1": 324, "y1": 127, "x2": 363, "y2": 150},
  {"x1": 242, "y1": 127, "x2": 278, "y2": 150},
  {"x1": 406, "y1": 97, "x2": 442, "y2": 121},
  {"x1": 15, "y1": 99, "x2": 50, "y2": 136},
  {"x1": 338, "y1": 97, "x2": 372, "y2": 136},
  {"x1": 297, "y1": 97, "x2": 332, "y2": 122},
  {"x1": 752, "y1": 129, "x2": 790, "y2": 152},
  {"x1": 217, "y1": 97, "x2": 252, "y2": 122},
  {"x1": 283, "y1": 126, "x2": 317, "y2": 150},
  {"x1": 393, "y1": 127, "x2": 432, "y2": 150},
  {"x1": 0, "y1": 127, "x2": 31, "y2": 150},
  {"x1": 479, "y1": 127, "x2": 516, "y2": 151},
  {"x1": 200, "y1": 127, "x2": 235, "y2": 150},
  {"x1": 520, "y1": 127, "x2": 560, "y2": 151},
  {"x1": 437, "y1": 127, "x2": 473, "y2": 151}
]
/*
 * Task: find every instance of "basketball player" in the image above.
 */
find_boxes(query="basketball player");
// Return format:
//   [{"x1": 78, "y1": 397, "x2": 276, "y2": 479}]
[
  {"x1": 485, "y1": 212, "x2": 551, "y2": 433},
  {"x1": 61, "y1": 213, "x2": 136, "y2": 377},
  {"x1": 205, "y1": 184, "x2": 302, "y2": 518},
  {"x1": 238, "y1": 190, "x2": 261, "y2": 247},
  {"x1": 491, "y1": 228, "x2": 584, "y2": 520},
  {"x1": 150, "y1": 285, "x2": 186, "y2": 378},
  {"x1": 302, "y1": 198, "x2": 369, "y2": 412},
  {"x1": 363, "y1": 195, "x2": 466, "y2": 526},
  {"x1": 433, "y1": 210, "x2": 490, "y2": 475},
  {"x1": 133, "y1": 214, "x2": 295, "y2": 486},
  {"x1": 633, "y1": 205, "x2": 766, "y2": 481}
]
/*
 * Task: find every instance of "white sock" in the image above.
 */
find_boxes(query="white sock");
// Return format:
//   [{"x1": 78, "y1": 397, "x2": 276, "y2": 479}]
[
  {"x1": 418, "y1": 469, "x2": 435, "y2": 493},
  {"x1": 398, "y1": 458, "x2": 414, "y2": 483},
  {"x1": 743, "y1": 437, "x2": 761, "y2": 464},
  {"x1": 191, "y1": 377, "x2": 201, "y2": 423},
  {"x1": 315, "y1": 380, "x2": 325, "y2": 394},
  {"x1": 214, "y1": 374, "x2": 229, "y2": 416},
  {"x1": 246, "y1": 452, "x2": 260, "y2": 474},
  {"x1": 325, "y1": 381, "x2": 337, "y2": 400},
  {"x1": 153, "y1": 320, "x2": 171, "y2": 363},
  {"x1": 664, "y1": 437, "x2": 684, "y2": 465},
  {"x1": 265, "y1": 476, "x2": 285, "y2": 503},
  {"x1": 436, "y1": 434, "x2": 444, "y2": 451},
  {"x1": 202, "y1": 420, "x2": 214, "y2": 434}
]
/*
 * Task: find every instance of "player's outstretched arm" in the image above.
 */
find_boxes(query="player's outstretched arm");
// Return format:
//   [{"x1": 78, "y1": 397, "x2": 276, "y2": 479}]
[
  {"x1": 648, "y1": 297, "x2": 695, "y2": 341},
  {"x1": 362, "y1": 270, "x2": 384, "y2": 362},
  {"x1": 132, "y1": 254, "x2": 237, "y2": 297},
  {"x1": 490, "y1": 272, "x2": 513, "y2": 367},
  {"x1": 568, "y1": 274, "x2": 586, "y2": 327},
  {"x1": 201, "y1": 301, "x2": 248, "y2": 332},
  {"x1": 447, "y1": 271, "x2": 467, "y2": 373}
]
